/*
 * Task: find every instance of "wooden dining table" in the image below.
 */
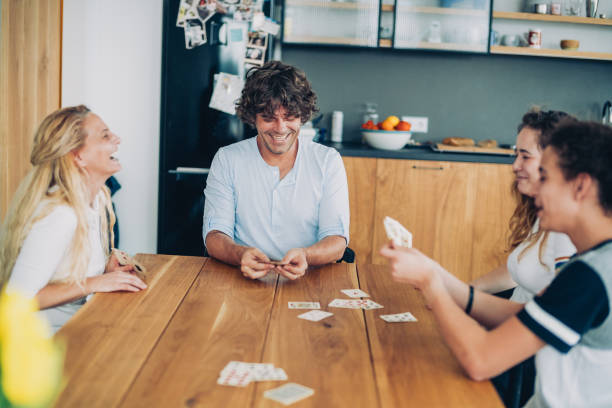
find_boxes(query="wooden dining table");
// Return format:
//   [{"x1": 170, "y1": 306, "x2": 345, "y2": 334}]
[{"x1": 54, "y1": 254, "x2": 503, "y2": 407}]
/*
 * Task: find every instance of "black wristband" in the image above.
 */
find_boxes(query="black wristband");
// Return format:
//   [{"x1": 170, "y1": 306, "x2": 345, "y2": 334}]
[{"x1": 465, "y1": 285, "x2": 474, "y2": 315}]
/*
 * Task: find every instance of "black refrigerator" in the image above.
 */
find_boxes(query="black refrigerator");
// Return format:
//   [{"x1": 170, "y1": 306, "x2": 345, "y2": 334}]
[{"x1": 158, "y1": 0, "x2": 274, "y2": 255}]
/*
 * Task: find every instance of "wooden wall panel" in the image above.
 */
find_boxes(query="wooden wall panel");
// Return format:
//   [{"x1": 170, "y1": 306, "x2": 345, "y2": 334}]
[
  {"x1": 342, "y1": 156, "x2": 377, "y2": 265},
  {"x1": 0, "y1": 0, "x2": 61, "y2": 220}
]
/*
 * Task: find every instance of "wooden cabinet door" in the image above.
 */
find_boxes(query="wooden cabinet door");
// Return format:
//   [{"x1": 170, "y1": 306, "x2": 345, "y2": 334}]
[
  {"x1": 371, "y1": 159, "x2": 514, "y2": 282},
  {"x1": 343, "y1": 156, "x2": 377, "y2": 265}
]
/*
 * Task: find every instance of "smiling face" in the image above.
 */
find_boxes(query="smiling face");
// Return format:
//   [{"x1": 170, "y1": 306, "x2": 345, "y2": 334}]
[
  {"x1": 73, "y1": 113, "x2": 121, "y2": 181},
  {"x1": 535, "y1": 146, "x2": 577, "y2": 233},
  {"x1": 255, "y1": 106, "x2": 301, "y2": 156},
  {"x1": 512, "y1": 126, "x2": 542, "y2": 197}
]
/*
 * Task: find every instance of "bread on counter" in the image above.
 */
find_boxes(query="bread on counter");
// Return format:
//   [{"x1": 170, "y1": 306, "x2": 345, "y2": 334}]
[
  {"x1": 477, "y1": 139, "x2": 498, "y2": 148},
  {"x1": 442, "y1": 137, "x2": 475, "y2": 147}
]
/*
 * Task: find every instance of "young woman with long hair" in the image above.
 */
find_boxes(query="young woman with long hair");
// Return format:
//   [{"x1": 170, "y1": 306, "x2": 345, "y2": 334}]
[
  {"x1": 471, "y1": 110, "x2": 576, "y2": 303},
  {"x1": 0, "y1": 105, "x2": 146, "y2": 332},
  {"x1": 381, "y1": 120, "x2": 612, "y2": 407}
]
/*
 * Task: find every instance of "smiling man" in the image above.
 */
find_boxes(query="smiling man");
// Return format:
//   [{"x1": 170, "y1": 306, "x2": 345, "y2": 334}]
[{"x1": 203, "y1": 61, "x2": 349, "y2": 280}]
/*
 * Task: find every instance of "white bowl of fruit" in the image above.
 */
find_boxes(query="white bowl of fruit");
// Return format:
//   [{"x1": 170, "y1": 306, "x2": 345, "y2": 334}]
[{"x1": 361, "y1": 116, "x2": 412, "y2": 150}]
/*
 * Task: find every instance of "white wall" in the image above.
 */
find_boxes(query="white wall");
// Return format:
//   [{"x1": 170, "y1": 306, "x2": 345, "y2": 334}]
[{"x1": 62, "y1": 0, "x2": 163, "y2": 254}]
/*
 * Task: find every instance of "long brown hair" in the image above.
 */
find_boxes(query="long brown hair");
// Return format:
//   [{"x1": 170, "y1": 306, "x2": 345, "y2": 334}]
[
  {"x1": 0, "y1": 106, "x2": 115, "y2": 287},
  {"x1": 507, "y1": 109, "x2": 572, "y2": 262}
]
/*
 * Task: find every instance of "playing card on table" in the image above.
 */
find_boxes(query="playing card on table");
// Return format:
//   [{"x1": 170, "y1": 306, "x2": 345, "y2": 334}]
[
  {"x1": 328, "y1": 298, "x2": 366, "y2": 309},
  {"x1": 379, "y1": 312, "x2": 417, "y2": 322},
  {"x1": 288, "y1": 301, "x2": 320, "y2": 309},
  {"x1": 383, "y1": 216, "x2": 413, "y2": 248},
  {"x1": 264, "y1": 382, "x2": 315, "y2": 406},
  {"x1": 297, "y1": 310, "x2": 333, "y2": 322},
  {"x1": 340, "y1": 288, "x2": 370, "y2": 298},
  {"x1": 217, "y1": 362, "x2": 253, "y2": 387},
  {"x1": 362, "y1": 299, "x2": 384, "y2": 310}
]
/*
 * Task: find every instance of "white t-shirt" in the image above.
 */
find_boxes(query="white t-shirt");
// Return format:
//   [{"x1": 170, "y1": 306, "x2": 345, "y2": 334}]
[
  {"x1": 507, "y1": 220, "x2": 576, "y2": 303},
  {"x1": 7, "y1": 192, "x2": 107, "y2": 333}
]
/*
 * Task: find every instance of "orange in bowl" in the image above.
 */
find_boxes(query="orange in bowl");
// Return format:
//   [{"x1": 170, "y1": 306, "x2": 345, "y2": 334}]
[{"x1": 560, "y1": 39, "x2": 579, "y2": 50}]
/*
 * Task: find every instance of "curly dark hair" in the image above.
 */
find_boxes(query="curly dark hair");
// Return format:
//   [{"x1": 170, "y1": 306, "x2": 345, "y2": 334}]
[
  {"x1": 518, "y1": 108, "x2": 572, "y2": 140},
  {"x1": 235, "y1": 61, "x2": 318, "y2": 126},
  {"x1": 543, "y1": 120, "x2": 612, "y2": 214}
]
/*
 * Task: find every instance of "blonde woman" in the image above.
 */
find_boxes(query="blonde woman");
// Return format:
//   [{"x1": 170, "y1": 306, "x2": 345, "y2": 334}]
[{"x1": 0, "y1": 105, "x2": 146, "y2": 333}]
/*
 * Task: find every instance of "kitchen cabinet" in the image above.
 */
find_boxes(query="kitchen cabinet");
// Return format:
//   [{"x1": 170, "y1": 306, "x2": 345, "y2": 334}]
[
  {"x1": 491, "y1": 0, "x2": 612, "y2": 60},
  {"x1": 282, "y1": 0, "x2": 491, "y2": 52},
  {"x1": 343, "y1": 156, "x2": 515, "y2": 282},
  {"x1": 393, "y1": 0, "x2": 490, "y2": 52},
  {"x1": 283, "y1": 0, "x2": 380, "y2": 47}
]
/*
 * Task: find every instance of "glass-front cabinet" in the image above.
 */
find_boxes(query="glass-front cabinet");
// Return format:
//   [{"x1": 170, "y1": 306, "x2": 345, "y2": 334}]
[
  {"x1": 282, "y1": 0, "x2": 491, "y2": 52},
  {"x1": 283, "y1": 0, "x2": 380, "y2": 47},
  {"x1": 394, "y1": 0, "x2": 491, "y2": 52}
]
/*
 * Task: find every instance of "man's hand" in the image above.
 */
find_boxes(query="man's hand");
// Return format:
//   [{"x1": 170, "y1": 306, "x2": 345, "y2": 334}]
[
  {"x1": 240, "y1": 247, "x2": 274, "y2": 279},
  {"x1": 275, "y1": 248, "x2": 308, "y2": 280}
]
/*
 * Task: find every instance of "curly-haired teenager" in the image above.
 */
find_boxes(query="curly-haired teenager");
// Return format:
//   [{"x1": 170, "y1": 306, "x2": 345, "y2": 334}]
[
  {"x1": 0, "y1": 106, "x2": 146, "y2": 333},
  {"x1": 381, "y1": 120, "x2": 612, "y2": 407},
  {"x1": 203, "y1": 61, "x2": 349, "y2": 280}
]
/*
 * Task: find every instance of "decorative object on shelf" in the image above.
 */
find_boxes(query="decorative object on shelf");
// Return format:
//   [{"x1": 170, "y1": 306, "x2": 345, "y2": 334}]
[
  {"x1": 528, "y1": 28, "x2": 542, "y2": 48},
  {"x1": 502, "y1": 34, "x2": 520, "y2": 46},
  {"x1": 534, "y1": 3, "x2": 548, "y2": 14},
  {"x1": 586, "y1": 0, "x2": 598, "y2": 17},
  {"x1": 550, "y1": 3, "x2": 562, "y2": 15},
  {"x1": 427, "y1": 21, "x2": 442, "y2": 43},
  {"x1": 560, "y1": 39, "x2": 580, "y2": 49},
  {"x1": 564, "y1": 0, "x2": 583, "y2": 16}
]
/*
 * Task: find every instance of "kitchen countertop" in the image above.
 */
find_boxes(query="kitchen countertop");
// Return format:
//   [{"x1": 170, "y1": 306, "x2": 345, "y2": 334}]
[{"x1": 320, "y1": 141, "x2": 515, "y2": 164}]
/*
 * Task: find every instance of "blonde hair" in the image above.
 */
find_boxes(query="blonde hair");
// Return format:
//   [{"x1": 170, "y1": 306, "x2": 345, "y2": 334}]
[{"x1": 0, "y1": 105, "x2": 115, "y2": 287}]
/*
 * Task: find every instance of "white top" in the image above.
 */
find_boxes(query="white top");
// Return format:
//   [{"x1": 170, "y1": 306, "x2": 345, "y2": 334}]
[
  {"x1": 7, "y1": 192, "x2": 107, "y2": 333},
  {"x1": 507, "y1": 220, "x2": 576, "y2": 303}
]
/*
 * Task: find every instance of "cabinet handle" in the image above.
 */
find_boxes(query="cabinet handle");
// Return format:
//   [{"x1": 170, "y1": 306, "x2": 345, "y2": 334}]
[{"x1": 412, "y1": 165, "x2": 444, "y2": 171}]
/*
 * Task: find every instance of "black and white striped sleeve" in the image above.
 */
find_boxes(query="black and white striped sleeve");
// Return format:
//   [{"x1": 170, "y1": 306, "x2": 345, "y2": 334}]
[{"x1": 517, "y1": 260, "x2": 610, "y2": 353}]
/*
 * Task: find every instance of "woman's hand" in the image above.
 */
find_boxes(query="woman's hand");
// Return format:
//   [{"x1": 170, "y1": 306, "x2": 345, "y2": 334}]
[
  {"x1": 105, "y1": 250, "x2": 135, "y2": 274},
  {"x1": 87, "y1": 271, "x2": 147, "y2": 293},
  {"x1": 379, "y1": 241, "x2": 446, "y2": 301}
]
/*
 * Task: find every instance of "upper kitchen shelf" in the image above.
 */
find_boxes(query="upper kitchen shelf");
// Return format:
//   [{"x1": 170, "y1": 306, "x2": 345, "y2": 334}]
[{"x1": 493, "y1": 11, "x2": 612, "y2": 26}]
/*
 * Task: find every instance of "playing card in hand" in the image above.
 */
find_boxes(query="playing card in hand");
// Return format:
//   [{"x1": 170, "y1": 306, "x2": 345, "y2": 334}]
[{"x1": 383, "y1": 216, "x2": 413, "y2": 248}]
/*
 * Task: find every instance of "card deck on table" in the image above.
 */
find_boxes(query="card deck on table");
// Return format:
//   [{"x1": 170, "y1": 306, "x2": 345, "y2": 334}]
[
  {"x1": 288, "y1": 301, "x2": 320, "y2": 309},
  {"x1": 264, "y1": 383, "x2": 315, "y2": 406},
  {"x1": 379, "y1": 312, "x2": 417, "y2": 322},
  {"x1": 383, "y1": 216, "x2": 413, "y2": 248},
  {"x1": 297, "y1": 310, "x2": 333, "y2": 322},
  {"x1": 341, "y1": 288, "x2": 370, "y2": 298},
  {"x1": 268, "y1": 260, "x2": 287, "y2": 266}
]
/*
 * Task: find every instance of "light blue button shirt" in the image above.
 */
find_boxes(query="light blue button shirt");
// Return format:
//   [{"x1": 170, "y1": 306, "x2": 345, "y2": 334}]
[{"x1": 203, "y1": 136, "x2": 350, "y2": 261}]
